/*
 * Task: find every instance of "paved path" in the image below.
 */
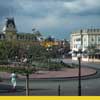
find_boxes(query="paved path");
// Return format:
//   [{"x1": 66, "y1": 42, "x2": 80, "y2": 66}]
[{"x1": 0, "y1": 67, "x2": 96, "y2": 80}]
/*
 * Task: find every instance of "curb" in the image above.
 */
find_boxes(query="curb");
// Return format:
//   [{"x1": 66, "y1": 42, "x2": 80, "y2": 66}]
[{"x1": 1, "y1": 70, "x2": 97, "y2": 81}]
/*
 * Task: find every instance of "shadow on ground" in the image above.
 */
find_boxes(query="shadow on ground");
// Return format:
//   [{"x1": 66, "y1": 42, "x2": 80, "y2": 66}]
[
  {"x1": 0, "y1": 84, "x2": 51, "y2": 94},
  {"x1": 0, "y1": 84, "x2": 25, "y2": 93}
]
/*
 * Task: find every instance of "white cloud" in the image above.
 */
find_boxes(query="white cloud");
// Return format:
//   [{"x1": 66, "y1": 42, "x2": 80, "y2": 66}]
[
  {"x1": 63, "y1": 0, "x2": 100, "y2": 13},
  {"x1": 13, "y1": 0, "x2": 35, "y2": 13},
  {"x1": 33, "y1": 16, "x2": 60, "y2": 29},
  {"x1": 14, "y1": 14, "x2": 69, "y2": 34},
  {"x1": 0, "y1": 0, "x2": 100, "y2": 39},
  {"x1": 15, "y1": 0, "x2": 56, "y2": 13}
]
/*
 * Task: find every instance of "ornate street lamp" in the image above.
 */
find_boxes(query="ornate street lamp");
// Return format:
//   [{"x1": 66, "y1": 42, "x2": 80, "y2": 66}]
[{"x1": 77, "y1": 49, "x2": 82, "y2": 96}]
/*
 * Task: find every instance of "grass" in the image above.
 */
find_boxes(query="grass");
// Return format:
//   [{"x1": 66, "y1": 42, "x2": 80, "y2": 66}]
[
  {"x1": 0, "y1": 60, "x2": 75, "y2": 73},
  {"x1": 32, "y1": 60, "x2": 74, "y2": 71}
]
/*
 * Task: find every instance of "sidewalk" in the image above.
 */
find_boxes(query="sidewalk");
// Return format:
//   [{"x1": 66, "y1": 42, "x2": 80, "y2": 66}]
[{"x1": 0, "y1": 67, "x2": 96, "y2": 80}]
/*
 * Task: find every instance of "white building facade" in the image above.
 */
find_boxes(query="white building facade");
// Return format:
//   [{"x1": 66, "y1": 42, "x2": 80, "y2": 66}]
[{"x1": 70, "y1": 29, "x2": 100, "y2": 62}]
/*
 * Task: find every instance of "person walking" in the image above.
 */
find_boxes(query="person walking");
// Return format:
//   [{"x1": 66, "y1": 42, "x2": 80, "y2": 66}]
[{"x1": 11, "y1": 72, "x2": 17, "y2": 91}]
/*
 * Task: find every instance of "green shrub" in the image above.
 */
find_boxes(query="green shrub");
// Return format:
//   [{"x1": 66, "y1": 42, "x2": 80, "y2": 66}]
[
  {"x1": 31, "y1": 60, "x2": 73, "y2": 71},
  {"x1": 0, "y1": 60, "x2": 9, "y2": 65}
]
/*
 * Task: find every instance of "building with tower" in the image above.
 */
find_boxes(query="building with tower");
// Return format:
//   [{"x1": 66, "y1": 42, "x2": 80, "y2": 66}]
[
  {"x1": 0, "y1": 17, "x2": 70, "y2": 56},
  {"x1": 0, "y1": 17, "x2": 38, "y2": 42},
  {"x1": 2, "y1": 17, "x2": 17, "y2": 41}
]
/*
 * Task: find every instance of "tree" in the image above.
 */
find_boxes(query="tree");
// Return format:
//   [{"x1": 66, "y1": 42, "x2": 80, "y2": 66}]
[
  {"x1": 0, "y1": 41, "x2": 20, "y2": 61},
  {"x1": 27, "y1": 45, "x2": 47, "y2": 61}
]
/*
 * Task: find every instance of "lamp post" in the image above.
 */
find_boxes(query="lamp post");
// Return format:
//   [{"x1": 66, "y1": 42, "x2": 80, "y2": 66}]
[
  {"x1": 58, "y1": 84, "x2": 61, "y2": 96},
  {"x1": 23, "y1": 57, "x2": 29, "y2": 96},
  {"x1": 77, "y1": 50, "x2": 82, "y2": 96},
  {"x1": 15, "y1": 56, "x2": 18, "y2": 66}
]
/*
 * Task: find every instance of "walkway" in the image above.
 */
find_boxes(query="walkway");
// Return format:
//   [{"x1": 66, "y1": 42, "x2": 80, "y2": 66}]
[{"x1": 0, "y1": 67, "x2": 96, "y2": 80}]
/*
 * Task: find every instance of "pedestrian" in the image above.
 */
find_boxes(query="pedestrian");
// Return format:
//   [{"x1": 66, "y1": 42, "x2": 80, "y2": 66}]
[{"x1": 10, "y1": 72, "x2": 17, "y2": 91}]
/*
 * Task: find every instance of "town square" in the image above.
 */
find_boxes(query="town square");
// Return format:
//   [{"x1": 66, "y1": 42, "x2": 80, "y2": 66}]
[{"x1": 0, "y1": 0, "x2": 100, "y2": 96}]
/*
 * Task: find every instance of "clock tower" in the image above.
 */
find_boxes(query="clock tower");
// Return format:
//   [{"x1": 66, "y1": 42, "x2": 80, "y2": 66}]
[{"x1": 3, "y1": 17, "x2": 17, "y2": 40}]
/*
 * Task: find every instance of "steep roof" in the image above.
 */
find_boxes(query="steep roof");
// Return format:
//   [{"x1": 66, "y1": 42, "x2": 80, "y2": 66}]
[{"x1": 5, "y1": 17, "x2": 16, "y2": 28}]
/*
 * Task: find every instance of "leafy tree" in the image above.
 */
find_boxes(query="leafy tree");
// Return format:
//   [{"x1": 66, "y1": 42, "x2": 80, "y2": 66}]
[
  {"x1": 0, "y1": 41, "x2": 20, "y2": 62},
  {"x1": 27, "y1": 45, "x2": 47, "y2": 61}
]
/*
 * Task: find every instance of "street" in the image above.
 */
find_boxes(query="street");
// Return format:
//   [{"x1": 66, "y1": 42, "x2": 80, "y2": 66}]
[
  {"x1": 1, "y1": 78, "x2": 100, "y2": 96},
  {"x1": 0, "y1": 59, "x2": 100, "y2": 96}
]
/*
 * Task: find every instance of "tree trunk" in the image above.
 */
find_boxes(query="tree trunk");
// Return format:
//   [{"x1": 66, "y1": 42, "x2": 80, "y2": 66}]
[{"x1": 26, "y1": 73, "x2": 29, "y2": 96}]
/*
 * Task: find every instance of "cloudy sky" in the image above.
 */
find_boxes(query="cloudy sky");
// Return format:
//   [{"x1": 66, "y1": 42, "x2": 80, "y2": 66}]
[{"x1": 0, "y1": 0, "x2": 100, "y2": 39}]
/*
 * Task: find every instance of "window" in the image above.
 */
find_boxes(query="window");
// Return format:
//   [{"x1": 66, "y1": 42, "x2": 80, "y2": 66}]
[
  {"x1": 97, "y1": 29, "x2": 100, "y2": 32},
  {"x1": 76, "y1": 38, "x2": 81, "y2": 41},
  {"x1": 98, "y1": 37, "x2": 100, "y2": 42},
  {"x1": 84, "y1": 38, "x2": 86, "y2": 41},
  {"x1": 91, "y1": 38, "x2": 94, "y2": 41}
]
